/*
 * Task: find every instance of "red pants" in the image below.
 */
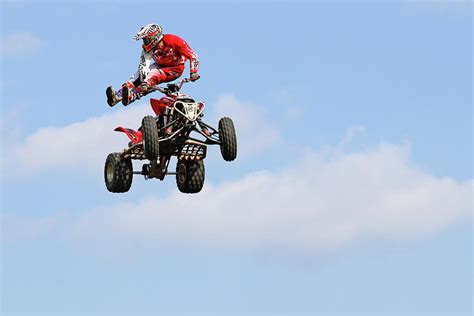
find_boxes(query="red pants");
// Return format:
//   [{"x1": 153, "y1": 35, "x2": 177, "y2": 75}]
[{"x1": 146, "y1": 64, "x2": 185, "y2": 86}]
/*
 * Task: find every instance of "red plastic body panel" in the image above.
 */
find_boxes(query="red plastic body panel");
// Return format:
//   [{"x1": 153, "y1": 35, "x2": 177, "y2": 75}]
[
  {"x1": 150, "y1": 96, "x2": 176, "y2": 116},
  {"x1": 114, "y1": 96, "x2": 177, "y2": 145},
  {"x1": 114, "y1": 127, "x2": 143, "y2": 144}
]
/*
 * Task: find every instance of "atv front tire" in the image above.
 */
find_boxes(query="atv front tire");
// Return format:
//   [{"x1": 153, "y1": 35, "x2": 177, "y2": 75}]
[
  {"x1": 176, "y1": 159, "x2": 205, "y2": 194},
  {"x1": 142, "y1": 115, "x2": 160, "y2": 160},
  {"x1": 104, "y1": 153, "x2": 133, "y2": 193},
  {"x1": 218, "y1": 117, "x2": 237, "y2": 161}
]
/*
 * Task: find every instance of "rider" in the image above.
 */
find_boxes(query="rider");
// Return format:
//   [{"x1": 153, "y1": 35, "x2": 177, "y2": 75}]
[{"x1": 106, "y1": 24, "x2": 200, "y2": 106}]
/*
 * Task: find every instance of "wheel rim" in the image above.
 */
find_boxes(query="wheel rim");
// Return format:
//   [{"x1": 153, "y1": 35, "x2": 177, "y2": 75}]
[
  {"x1": 106, "y1": 162, "x2": 114, "y2": 183},
  {"x1": 178, "y1": 163, "x2": 187, "y2": 184}
]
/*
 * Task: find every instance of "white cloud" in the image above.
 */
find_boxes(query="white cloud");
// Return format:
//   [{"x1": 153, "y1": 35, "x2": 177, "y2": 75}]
[
  {"x1": 1, "y1": 32, "x2": 45, "y2": 57},
  {"x1": 70, "y1": 142, "x2": 472, "y2": 253},
  {"x1": 3, "y1": 96, "x2": 471, "y2": 253},
  {"x1": 210, "y1": 94, "x2": 280, "y2": 159},
  {"x1": 2, "y1": 103, "x2": 151, "y2": 177},
  {"x1": 2, "y1": 95, "x2": 279, "y2": 177}
]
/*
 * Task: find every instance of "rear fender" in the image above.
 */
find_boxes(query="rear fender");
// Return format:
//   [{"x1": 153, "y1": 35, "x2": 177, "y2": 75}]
[{"x1": 114, "y1": 127, "x2": 143, "y2": 144}]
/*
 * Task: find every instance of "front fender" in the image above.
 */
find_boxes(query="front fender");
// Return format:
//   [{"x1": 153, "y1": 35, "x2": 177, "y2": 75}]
[
  {"x1": 114, "y1": 127, "x2": 143, "y2": 144},
  {"x1": 150, "y1": 97, "x2": 174, "y2": 116}
]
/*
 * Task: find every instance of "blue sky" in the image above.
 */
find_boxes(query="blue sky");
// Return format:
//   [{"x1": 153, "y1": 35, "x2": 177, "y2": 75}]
[{"x1": 1, "y1": 1, "x2": 472, "y2": 315}]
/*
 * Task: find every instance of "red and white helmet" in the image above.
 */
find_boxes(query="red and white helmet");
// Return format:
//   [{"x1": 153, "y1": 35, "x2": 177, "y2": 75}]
[{"x1": 134, "y1": 24, "x2": 163, "y2": 52}]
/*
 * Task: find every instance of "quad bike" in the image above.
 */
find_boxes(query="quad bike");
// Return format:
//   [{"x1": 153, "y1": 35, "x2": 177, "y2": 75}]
[{"x1": 104, "y1": 78, "x2": 237, "y2": 194}]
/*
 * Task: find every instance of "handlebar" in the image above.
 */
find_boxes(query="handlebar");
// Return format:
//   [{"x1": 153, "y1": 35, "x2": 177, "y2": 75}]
[
  {"x1": 152, "y1": 78, "x2": 191, "y2": 95},
  {"x1": 178, "y1": 77, "x2": 191, "y2": 89}
]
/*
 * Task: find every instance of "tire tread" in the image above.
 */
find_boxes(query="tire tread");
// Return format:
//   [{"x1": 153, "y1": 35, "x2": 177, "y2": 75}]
[
  {"x1": 176, "y1": 159, "x2": 205, "y2": 194},
  {"x1": 218, "y1": 117, "x2": 237, "y2": 161},
  {"x1": 104, "y1": 153, "x2": 133, "y2": 193},
  {"x1": 142, "y1": 115, "x2": 160, "y2": 160}
]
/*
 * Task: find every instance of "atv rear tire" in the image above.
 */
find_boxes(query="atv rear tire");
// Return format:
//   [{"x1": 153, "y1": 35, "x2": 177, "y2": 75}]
[
  {"x1": 104, "y1": 153, "x2": 133, "y2": 193},
  {"x1": 142, "y1": 115, "x2": 160, "y2": 160},
  {"x1": 176, "y1": 159, "x2": 205, "y2": 194},
  {"x1": 218, "y1": 117, "x2": 237, "y2": 161}
]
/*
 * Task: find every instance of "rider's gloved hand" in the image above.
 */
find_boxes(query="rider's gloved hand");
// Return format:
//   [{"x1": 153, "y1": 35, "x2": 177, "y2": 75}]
[{"x1": 190, "y1": 72, "x2": 200, "y2": 82}]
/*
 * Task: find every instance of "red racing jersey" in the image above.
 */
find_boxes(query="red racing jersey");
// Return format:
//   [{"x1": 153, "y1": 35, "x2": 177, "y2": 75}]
[
  {"x1": 150, "y1": 34, "x2": 199, "y2": 73},
  {"x1": 131, "y1": 34, "x2": 199, "y2": 84}
]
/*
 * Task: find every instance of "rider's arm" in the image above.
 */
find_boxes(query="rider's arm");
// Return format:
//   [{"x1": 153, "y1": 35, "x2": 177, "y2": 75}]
[{"x1": 167, "y1": 34, "x2": 199, "y2": 74}]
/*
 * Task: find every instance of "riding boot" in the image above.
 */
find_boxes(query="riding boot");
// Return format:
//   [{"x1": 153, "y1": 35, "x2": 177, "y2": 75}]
[
  {"x1": 106, "y1": 86, "x2": 122, "y2": 107},
  {"x1": 122, "y1": 85, "x2": 141, "y2": 106}
]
